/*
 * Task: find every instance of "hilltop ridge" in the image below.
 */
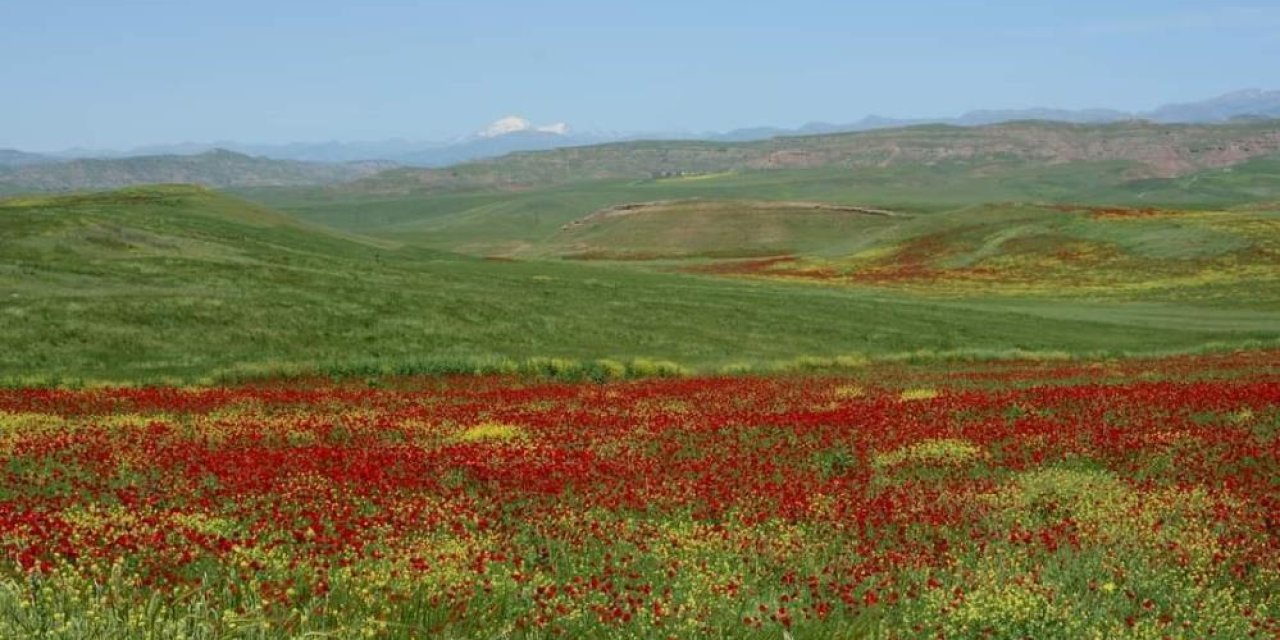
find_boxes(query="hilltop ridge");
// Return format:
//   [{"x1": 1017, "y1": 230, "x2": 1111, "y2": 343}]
[
  {"x1": 340, "y1": 120, "x2": 1280, "y2": 195},
  {"x1": 0, "y1": 149, "x2": 391, "y2": 194}
]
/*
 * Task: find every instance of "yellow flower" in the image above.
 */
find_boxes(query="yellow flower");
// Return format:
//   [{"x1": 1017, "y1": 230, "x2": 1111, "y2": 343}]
[{"x1": 455, "y1": 422, "x2": 526, "y2": 443}]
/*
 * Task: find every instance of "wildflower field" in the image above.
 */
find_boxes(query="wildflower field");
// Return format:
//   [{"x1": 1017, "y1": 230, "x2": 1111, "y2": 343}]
[
  {"x1": 694, "y1": 204, "x2": 1280, "y2": 304},
  {"x1": 0, "y1": 352, "x2": 1275, "y2": 639}
]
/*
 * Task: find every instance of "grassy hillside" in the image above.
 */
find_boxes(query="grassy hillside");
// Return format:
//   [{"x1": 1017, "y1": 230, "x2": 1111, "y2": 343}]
[
  {"x1": 0, "y1": 149, "x2": 388, "y2": 194},
  {"x1": 242, "y1": 162, "x2": 1133, "y2": 250},
  {"x1": 3, "y1": 186, "x2": 1274, "y2": 384},
  {"x1": 388, "y1": 193, "x2": 1278, "y2": 307},
  {"x1": 239, "y1": 122, "x2": 1280, "y2": 260},
  {"x1": 326, "y1": 120, "x2": 1280, "y2": 195},
  {"x1": 544, "y1": 200, "x2": 902, "y2": 260},
  {"x1": 247, "y1": 153, "x2": 1280, "y2": 259},
  {"x1": 688, "y1": 203, "x2": 1280, "y2": 304},
  {"x1": 0, "y1": 149, "x2": 56, "y2": 168}
]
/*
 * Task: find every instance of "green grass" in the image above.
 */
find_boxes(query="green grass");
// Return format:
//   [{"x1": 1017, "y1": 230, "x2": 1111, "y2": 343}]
[
  {"x1": 543, "y1": 199, "x2": 902, "y2": 260},
  {"x1": 249, "y1": 168, "x2": 1280, "y2": 308},
  {"x1": 773, "y1": 202, "x2": 1280, "y2": 304},
  {"x1": 245, "y1": 154, "x2": 1280, "y2": 258},
  {"x1": 4, "y1": 186, "x2": 1276, "y2": 384},
  {"x1": 246, "y1": 161, "x2": 1137, "y2": 240}
]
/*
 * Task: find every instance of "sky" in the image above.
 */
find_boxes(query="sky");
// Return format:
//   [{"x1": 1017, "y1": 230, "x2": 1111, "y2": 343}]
[{"x1": 3, "y1": 0, "x2": 1279, "y2": 151}]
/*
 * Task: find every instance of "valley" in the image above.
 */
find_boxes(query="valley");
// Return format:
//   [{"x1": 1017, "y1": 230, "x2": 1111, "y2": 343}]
[{"x1": 2, "y1": 105, "x2": 1278, "y2": 639}]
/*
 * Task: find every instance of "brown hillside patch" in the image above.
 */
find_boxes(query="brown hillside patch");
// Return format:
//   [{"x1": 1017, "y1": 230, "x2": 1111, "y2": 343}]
[{"x1": 1049, "y1": 204, "x2": 1185, "y2": 219}]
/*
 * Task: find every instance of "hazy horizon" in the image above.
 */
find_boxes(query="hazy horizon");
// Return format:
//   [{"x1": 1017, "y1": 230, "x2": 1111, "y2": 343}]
[{"x1": 5, "y1": 0, "x2": 1280, "y2": 152}]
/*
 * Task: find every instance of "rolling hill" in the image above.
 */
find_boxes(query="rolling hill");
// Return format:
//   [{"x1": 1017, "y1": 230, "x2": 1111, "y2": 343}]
[
  {"x1": 676, "y1": 202, "x2": 1280, "y2": 303},
  {"x1": 0, "y1": 149, "x2": 57, "y2": 168},
  {"x1": 0, "y1": 149, "x2": 390, "y2": 194},
  {"x1": 3, "y1": 185, "x2": 1274, "y2": 383},
  {"x1": 345, "y1": 189, "x2": 1277, "y2": 305},
  {"x1": 545, "y1": 199, "x2": 904, "y2": 260},
  {"x1": 330, "y1": 120, "x2": 1280, "y2": 196},
  {"x1": 249, "y1": 146, "x2": 1280, "y2": 263}
]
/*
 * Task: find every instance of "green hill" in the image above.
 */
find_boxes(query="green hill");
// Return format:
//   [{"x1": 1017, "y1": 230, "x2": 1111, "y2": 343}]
[
  {"x1": 404, "y1": 193, "x2": 1277, "y2": 307},
  {"x1": 4, "y1": 186, "x2": 1274, "y2": 384},
  {"x1": 544, "y1": 199, "x2": 903, "y2": 260},
  {"x1": 685, "y1": 202, "x2": 1280, "y2": 304},
  {"x1": 237, "y1": 123, "x2": 1280, "y2": 263},
  {"x1": 247, "y1": 153, "x2": 1280, "y2": 261},
  {"x1": 0, "y1": 149, "x2": 56, "y2": 168},
  {"x1": 328, "y1": 120, "x2": 1280, "y2": 195},
  {"x1": 0, "y1": 149, "x2": 388, "y2": 194}
]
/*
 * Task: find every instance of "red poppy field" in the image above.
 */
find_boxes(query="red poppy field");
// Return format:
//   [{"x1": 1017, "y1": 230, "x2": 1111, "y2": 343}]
[{"x1": 0, "y1": 352, "x2": 1277, "y2": 639}]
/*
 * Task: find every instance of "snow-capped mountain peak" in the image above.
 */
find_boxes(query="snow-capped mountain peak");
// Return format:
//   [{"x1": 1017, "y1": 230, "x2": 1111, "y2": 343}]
[{"x1": 478, "y1": 116, "x2": 570, "y2": 138}]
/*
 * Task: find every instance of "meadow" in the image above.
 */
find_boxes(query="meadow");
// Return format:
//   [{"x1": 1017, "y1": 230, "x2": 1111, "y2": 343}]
[
  {"x1": 5, "y1": 186, "x2": 1275, "y2": 385},
  {"x1": 0, "y1": 352, "x2": 1275, "y2": 638},
  {"x1": 2, "y1": 136, "x2": 1280, "y2": 638},
  {"x1": 245, "y1": 153, "x2": 1280, "y2": 257}
]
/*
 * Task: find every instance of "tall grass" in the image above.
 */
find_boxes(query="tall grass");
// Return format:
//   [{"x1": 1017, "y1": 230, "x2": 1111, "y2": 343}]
[{"x1": 3, "y1": 188, "x2": 1277, "y2": 386}]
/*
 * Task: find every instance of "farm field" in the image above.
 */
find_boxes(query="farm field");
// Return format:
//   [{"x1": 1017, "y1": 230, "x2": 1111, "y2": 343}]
[{"x1": 0, "y1": 351, "x2": 1276, "y2": 638}]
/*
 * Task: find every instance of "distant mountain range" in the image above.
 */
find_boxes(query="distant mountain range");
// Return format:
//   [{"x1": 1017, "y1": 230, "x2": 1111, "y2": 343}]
[
  {"x1": 22, "y1": 118, "x2": 630, "y2": 168},
  {"x1": 2, "y1": 90, "x2": 1279, "y2": 195},
  {"x1": 0, "y1": 149, "x2": 59, "y2": 168},
  {"x1": 7, "y1": 89, "x2": 1275, "y2": 171},
  {"x1": 712, "y1": 89, "x2": 1280, "y2": 141}
]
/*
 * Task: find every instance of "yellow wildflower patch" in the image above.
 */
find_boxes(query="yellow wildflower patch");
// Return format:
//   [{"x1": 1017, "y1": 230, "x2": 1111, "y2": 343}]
[
  {"x1": 873, "y1": 438, "x2": 982, "y2": 469},
  {"x1": 898, "y1": 388, "x2": 939, "y2": 401},
  {"x1": 0, "y1": 411, "x2": 64, "y2": 433},
  {"x1": 455, "y1": 422, "x2": 526, "y2": 443},
  {"x1": 833, "y1": 385, "x2": 865, "y2": 399}
]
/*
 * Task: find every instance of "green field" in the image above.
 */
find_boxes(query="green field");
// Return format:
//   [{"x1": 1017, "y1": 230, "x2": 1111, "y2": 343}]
[
  {"x1": 4, "y1": 122, "x2": 1280, "y2": 385},
  {"x1": 2, "y1": 184, "x2": 1276, "y2": 384},
  {"x1": 3, "y1": 120, "x2": 1280, "y2": 640},
  {"x1": 243, "y1": 154, "x2": 1280, "y2": 256}
]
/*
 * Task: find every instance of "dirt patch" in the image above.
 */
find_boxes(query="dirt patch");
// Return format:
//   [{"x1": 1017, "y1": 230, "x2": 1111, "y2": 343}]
[
  {"x1": 685, "y1": 255, "x2": 801, "y2": 274},
  {"x1": 562, "y1": 199, "x2": 902, "y2": 231},
  {"x1": 1050, "y1": 204, "x2": 1183, "y2": 219}
]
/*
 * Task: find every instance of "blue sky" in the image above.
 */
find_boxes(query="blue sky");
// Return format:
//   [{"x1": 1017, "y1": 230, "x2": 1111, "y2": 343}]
[{"x1": 3, "y1": 0, "x2": 1278, "y2": 151}]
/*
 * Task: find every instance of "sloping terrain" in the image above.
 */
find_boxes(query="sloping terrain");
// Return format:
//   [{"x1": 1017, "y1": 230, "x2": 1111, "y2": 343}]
[
  {"x1": 411, "y1": 189, "x2": 1278, "y2": 305},
  {"x1": 696, "y1": 203, "x2": 1280, "y2": 303},
  {"x1": 546, "y1": 199, "x2": 902, "y2": 260},
  {"x1": 335, "y1": 120, "x2": 1280, "y2": 195},
  {"x1": 3, "y1": 186, "x2": 1272, "y2": 383},
  {"x1": 251, "y1": 151, "x2": 1280, "y2": 263},
  {"x1": 0, "y1": 149, "x2": 389, "y2": 194},
  {"x1": 0, "y1": 149, "x2": 57, "y2": 168}
]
